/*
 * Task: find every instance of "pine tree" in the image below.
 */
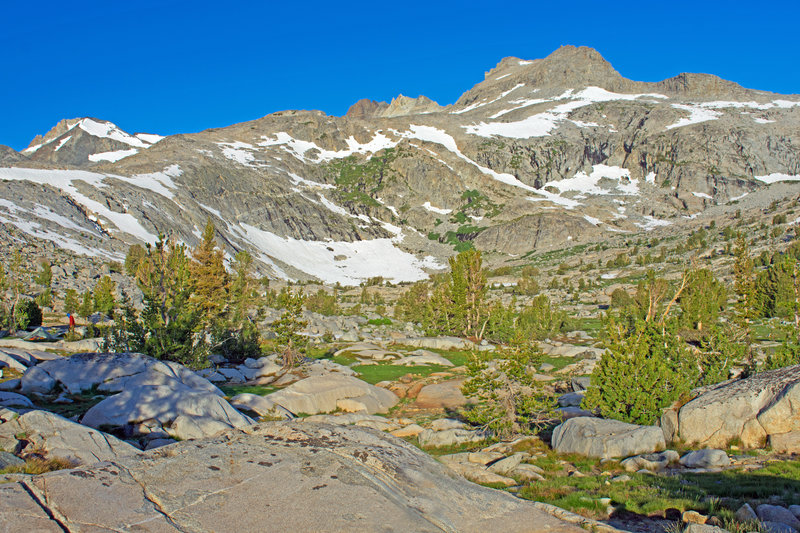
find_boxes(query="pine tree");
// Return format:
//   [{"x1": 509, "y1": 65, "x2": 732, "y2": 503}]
[
  {"x1": 448, "y1": 249, "x2": 487, "y2": 339},
  {"x1": 215, "y1": 250, "x2": 263, "y2": 363},
  {"x1": 34, "y1": 261, "x2": 52, "y2": 308},
  {"x1": 190, "y1": 219, "x2": 229, "y2": 334},
  {"x1": 93, "y1": 275, "x2": 117, "y2": 316},
  {"x1": 8, "y1": 250, "x2": 26, "y2": 333},
  {"x1": 134, "y1": 237, "x2": 206, "y2": 367},
  {"x1": 678, "y1": 268, "x2": 727, "y2": 330},
  {"x1": 0, "y1": 261, "x2": 8, "y2": 329},
  {"x1": 272, "y1": 287, "x2": 308, "y2": 368},
  {"x1": 733, "y1": 233, "x2": 756, "y2": 324},
  {"x1": 583, "y1": 320, "x2": 699, "y2": 425},
  {"x1": 79, "y1": 290, "x2": 94, "y2": 320},
  {"x1": 124, "y1": 244, "x2": 146, "y2": 276},
  {"x1": 462, "y1": 344, "x2": 555, "y2": 438},
  {"x1": 229, "y1": 251, "x2": 258, "y2": 326},
  {"x1": 63, "y1": 289, "x2": 78, "y2": 315}
]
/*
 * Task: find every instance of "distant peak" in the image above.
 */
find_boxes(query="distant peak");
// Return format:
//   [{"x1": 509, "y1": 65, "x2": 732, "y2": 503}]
[
  {"x1": 346, "y1": 95, "x2": 441, "y2": 119},
  {"x1": 382, "y1": 95, "x2": 441, "y2": 118},
  {"x1": 25, "y1": 117, "x2": 83, "y2": 151},
  {"x1": 544, "y1": 45, "x2": 609, "y2": 64},
  {"x1": 346, "y1": 98, "x2": 388, "y2": 119}
]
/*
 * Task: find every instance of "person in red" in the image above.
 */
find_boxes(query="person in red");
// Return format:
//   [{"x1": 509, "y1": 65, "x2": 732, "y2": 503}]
[{"x1": 68, "y1": 313, "x2": 76, "y2": 334}]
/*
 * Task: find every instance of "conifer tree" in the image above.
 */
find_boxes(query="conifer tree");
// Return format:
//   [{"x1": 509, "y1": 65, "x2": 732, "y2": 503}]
[
  {"x1": 8, "y1": 250, "x2": 26, "y2": 333},
  {"x1": 229, "y1": 250, "x2": 258, "y2": 326},
  {"x1": 34, "y1": 261, "x2": 52, "y2": 308},
  {"x1": 133, "y1": 236, "x2": 206, "y2": 367},
  {"x1": 190, "y1": 219, "x2": 229, "y2": 334},
  {"x1": 678, "y1": 268, "x2": 727, "y2": 330},
  {"x1": 63, "y1": 289, "x2": 78, "y2": 315},
  {"x1": 93, "y1": 275, "x2": 117, "y2": 316},
  {"x1": 215, "y1": 250, "x2": 263, "y2": 362},
  {"x1": 733, "y1": 233, "x2": 756, "y2": 325},
  {"x1": 272, "y1": 286, "x2": 308, "y2": 368},
  {"x1": 448, "y1": 249, "x2": 487, "y2": 338},
  {"x1": 0, "y1": 261, "x2": 8, "y2": 329}
]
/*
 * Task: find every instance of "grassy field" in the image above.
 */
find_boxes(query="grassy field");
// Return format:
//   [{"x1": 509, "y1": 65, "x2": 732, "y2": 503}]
[
  {"x1": 312, "y1": 346, "x2": 472, "y2": 385},
  {"x1": 516, "y1": 455, "x2": 800, "y2": 527}
]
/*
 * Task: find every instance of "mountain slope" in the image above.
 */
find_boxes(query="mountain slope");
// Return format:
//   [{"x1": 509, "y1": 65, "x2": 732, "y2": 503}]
[{"x1": 1, "y1": 46, "x2": 799, "y2": 284}]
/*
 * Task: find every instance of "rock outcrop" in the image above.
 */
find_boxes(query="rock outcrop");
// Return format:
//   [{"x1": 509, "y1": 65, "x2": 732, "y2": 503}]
[
  {"x1": 266, "y1": 374, "x2": 399, "y2": 415},
  {"x1": 0, "y1": 409, "x2": 138, "y2": 465},
  {"x1": 551, "y1": 416, "x2": 666, "y2": 459},
  {"x1": 661, "y1": 365, "x2": 800, "y2": 449},
  {"x1": 0, "y1": 422, "x2": 585, "y2": 532},
  {"x1": 18, "y1": 352, "x2": 253, "y2": 442}
]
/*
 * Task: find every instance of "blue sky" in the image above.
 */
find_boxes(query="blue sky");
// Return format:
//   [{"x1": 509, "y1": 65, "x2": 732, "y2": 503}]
[{"x1": 2, "y1": 0, "x2": 798, "y2": 151}]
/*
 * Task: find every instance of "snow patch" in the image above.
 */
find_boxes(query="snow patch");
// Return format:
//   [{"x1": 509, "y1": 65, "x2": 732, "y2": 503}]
[
  {"x1": 198, "y1": 203, "x2": 223, "y2": 219},
  {"x1": 125, "y1": 165, "x2": 181, "y2": 199},
  {"x1": 217, "y1": 141, "x2": 256, "y2": 166},
  {"x1": 88, "y1": 148, "x2": 139, "y2": 163},
  {"x1": 55, "y1": 136, "x2": 72, "y2": 151},
  {"x1": 259, "y1": 131, "x2": 398, "y2": 163},
  {"x1": 465, "y1": 86, "x2": 666, "y2": 139},
  {"x1": 287, "y1": 172, "x2": 335, "y2": 190},
  {"x1": 135, "y1": 133, "x2": 164, "y2": 144},
  {"x1": 548, "y1": 165, "x2": 639, "y2": 197},
  {"x1": 583, "y1": 215, "x2": 602, "y2": 226},
  {"x1": 402, "y1": 125, "x2": 538, "y2": 194},
  {"x1": 0, "y1": 167, "x2": 159, "y2": 243},
  {"x1": 79, "y1": 118, "x2": 150, "y2": 148},
  {"x1": 755, "y1": 173, "x2": 800, "y2": 184},
  {"x1": 234, "y1": 223, "x2": 443, "y2": 286},
  {"x1": 665, "y1": 104, "x2": 722, "y2": 130},
  {"x1": 422, "y1": 201, "x2": 451, "y2": 214},
  {"x1": 645, "y1": 172, "x2": 656, "y2": 184},
  {"x1": 634, "y1": 216, "x2": 672, "y2": 231},
  {"x1": 692, "y1": 192, "x2": 713, "y2": 200}
]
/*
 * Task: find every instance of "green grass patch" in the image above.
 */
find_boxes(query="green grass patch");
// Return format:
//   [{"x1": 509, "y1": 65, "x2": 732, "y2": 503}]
[
  {"x1": 352, "y1": 362, "x2": 452, "y2": 384},
  {"x1": 219, "y1": 384, "x2": 276, "y2": 397},
  {"x1": 539, "y1": 355, "x2": 581, "y2": 372},
  {"x1": 29, "y1": 386, "x2": 110, "y2": 419},
  {"x1": 416, "y1": 438, "x2": 492, "y2": 456},
  {"x1": 751, "y1": 321, "x2": 788, "y2": 342},
  {"x1": 566, "y1": 317, "x2": 604, "y2": 336},
  {"x1": 518, "y1": 459, "x2": 800, "y2": 522}
]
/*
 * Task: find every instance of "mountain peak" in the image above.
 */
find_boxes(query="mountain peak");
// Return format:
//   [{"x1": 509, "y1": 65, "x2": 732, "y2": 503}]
[
  {"x1": 345, "y1": 95, "x2": 441, "y2": 119},
  {"x1": 25, "y1": 118, "x2": 83, "y2": 151},
  {"x1": 346, "y1": 98, "x2": 389, "y2": 119}
]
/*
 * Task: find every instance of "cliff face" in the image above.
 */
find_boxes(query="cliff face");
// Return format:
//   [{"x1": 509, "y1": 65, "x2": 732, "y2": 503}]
[{"x1": 1, "y1": 46, "x2": 799, "y2": 284}]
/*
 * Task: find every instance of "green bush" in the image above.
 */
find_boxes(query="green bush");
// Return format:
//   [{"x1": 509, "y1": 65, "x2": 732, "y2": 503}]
[
  {"x1": 461, "y1": 345, "x2": 555, "y2": 437},
  {"x1": 515, "y1": 295, "x2": 567, "y2": 341},
  {"x1": 305, "y1": 289, "x2": 339, "y2": 316},
  {"x1": 678, "y1": 268, "x2": 727, "y2": 329},
  {"x1": 583, "y1": 320, "x2": 699, "y2": 425},
  {"x1": 609, "y1": 288, "x2": 635, "y2": 310},
  {"x1": 12, "y1": 299, "x2": 42, "y2": 330}
]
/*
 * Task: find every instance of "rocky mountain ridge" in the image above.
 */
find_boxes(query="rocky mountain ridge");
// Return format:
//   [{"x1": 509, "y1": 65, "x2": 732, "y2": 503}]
[{"x1": 1, "y1": 45, "x2": 799, "y2": 284}]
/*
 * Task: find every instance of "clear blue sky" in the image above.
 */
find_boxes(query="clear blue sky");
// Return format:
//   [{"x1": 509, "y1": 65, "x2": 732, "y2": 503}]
[{"x1": 2, "y1": 0, "x2": 798, "y2": 151}]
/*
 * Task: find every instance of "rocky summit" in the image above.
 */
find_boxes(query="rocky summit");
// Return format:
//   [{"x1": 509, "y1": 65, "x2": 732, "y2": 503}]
[{"x1": 1, "y1": 45, "x2": 799, "y2": 284}]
